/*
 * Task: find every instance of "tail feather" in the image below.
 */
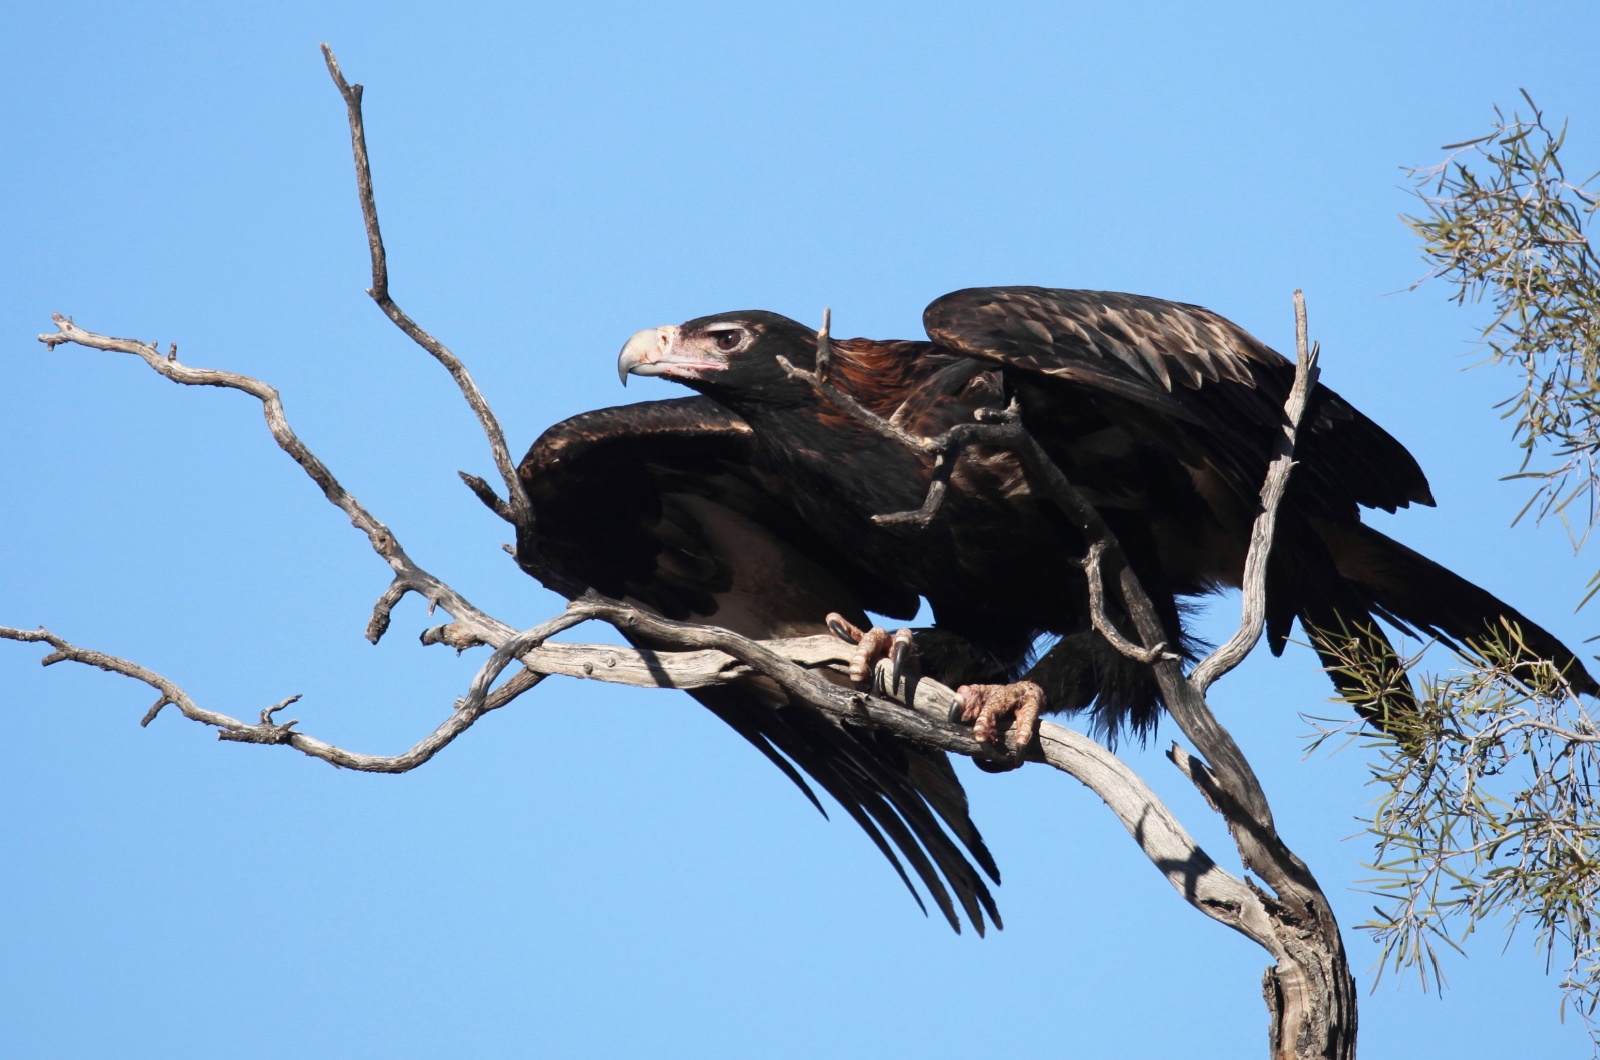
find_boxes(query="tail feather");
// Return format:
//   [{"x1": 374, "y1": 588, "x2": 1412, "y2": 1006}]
[
  {"x1": 1317, "y1": 522, "x2": 1598, "y2": 698},
  {"x1": 1299, "y1": 610, "x2": 1421, "y2": 732}
]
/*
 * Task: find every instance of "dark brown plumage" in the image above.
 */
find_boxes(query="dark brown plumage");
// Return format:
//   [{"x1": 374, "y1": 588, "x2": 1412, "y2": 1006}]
[
  {"x1": 517, "y1": 397, "x2": 1001, "y2": 934},
  {"x1": 518, "y1": 285, "x2": 1597, "y2": 932}
]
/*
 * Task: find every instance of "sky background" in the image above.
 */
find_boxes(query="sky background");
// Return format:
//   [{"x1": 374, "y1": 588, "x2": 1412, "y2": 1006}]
[{"x1": 3, "y1": 1, "x2": 1598, "y2": 1056}]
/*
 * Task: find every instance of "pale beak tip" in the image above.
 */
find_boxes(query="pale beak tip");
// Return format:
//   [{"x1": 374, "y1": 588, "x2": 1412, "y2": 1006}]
[{"x1": 617, "y1": 327, "x2": 661, "y2": 387}]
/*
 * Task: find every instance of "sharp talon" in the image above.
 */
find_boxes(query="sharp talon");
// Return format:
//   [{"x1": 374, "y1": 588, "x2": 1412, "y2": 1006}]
[
  {"x1": 890, "y1": 630, "x2": 914, "y2": 685},
  {"x1": 833, "y1": 618, "x2": 917, "y2": 691},
  {"x1": 947, "y1": 697, "x2": 966, "y2": 724},
  {"x1": 826, "y1": 613, "x2": 862, "y2": 644}
]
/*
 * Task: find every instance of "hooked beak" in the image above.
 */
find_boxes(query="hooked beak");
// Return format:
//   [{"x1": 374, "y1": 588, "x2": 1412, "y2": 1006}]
[
  {"x1": 617, "y1": 327, "x2": 672, "y2": 385},
  {"x1": 616, "y1": 325, "x2": 726, "y2": 386}
]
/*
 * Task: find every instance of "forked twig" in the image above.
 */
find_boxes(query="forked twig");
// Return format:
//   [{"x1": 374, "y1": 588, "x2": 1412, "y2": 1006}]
[
  {"x1": 1082, "y1": 541, "x2": 1178, "y2": 664},
  {"x1": 18, "y1": 299, "x2": 1286, "y2": 960},
  {"x1": 814, "y1": 307, "x2": 834, "y2": 385},
  {"x1": 321, "y1": 43, "x2": 529, "y2": 529},
  {"x1": 1191, "y1": 289, "x2": 1320, "y2": 692},
  {"x1": 15, "y1": 48, "x2": 1353, "y2": 1056},
  {"x1": 775, "y1": 355, "x2": 940, "y2": 456},
  {"x1": 0, "y1": 624, "x2": 545, "y2": 768},
  {"x1": 36, "y1": 315, "x2": 510, "y2": 650}
]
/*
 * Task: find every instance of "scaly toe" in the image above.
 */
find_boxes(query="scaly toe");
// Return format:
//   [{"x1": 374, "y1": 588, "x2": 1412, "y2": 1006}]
[
  {"x1": 951, "y1": 681, "x2": 1045, "y2": 757},
  {"x1": 850, "y1": 627, "x2": 892, "y2": 684}
]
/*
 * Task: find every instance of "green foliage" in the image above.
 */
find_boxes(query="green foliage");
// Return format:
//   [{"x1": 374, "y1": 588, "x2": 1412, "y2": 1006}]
[
  {"x1": 1404, "y1": 92, "x2": 1600, "y2": 551},
  {"x1": 1364, "y1": 99, "x2": 1600, "y2": 1045},
  {"x1": 1318, "y1": 623, "x2": 1600, "y2": 1037}
]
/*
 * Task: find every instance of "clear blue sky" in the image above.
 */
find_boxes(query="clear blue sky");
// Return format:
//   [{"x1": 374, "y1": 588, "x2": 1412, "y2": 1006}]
[{"x1": 3, "y1": 1, "x2": 1597, "y2": 1056}]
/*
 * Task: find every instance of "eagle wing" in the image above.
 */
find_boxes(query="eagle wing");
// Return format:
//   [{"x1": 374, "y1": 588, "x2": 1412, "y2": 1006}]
[
  {"x1": 517, "y1": 396, "x2": 1001, "y2": 934},
  {"x1": 923, "y1": 286, "x2": 1434, "y2": 516}
]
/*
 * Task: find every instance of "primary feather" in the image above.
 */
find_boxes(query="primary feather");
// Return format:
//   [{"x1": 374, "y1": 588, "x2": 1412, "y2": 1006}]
[
  {"x1": 522, "y1": 285, "x2": 1597, "y2": 931},
  {"x1": 518, "y1": 397, "x2": 1000, "y2": 934}
]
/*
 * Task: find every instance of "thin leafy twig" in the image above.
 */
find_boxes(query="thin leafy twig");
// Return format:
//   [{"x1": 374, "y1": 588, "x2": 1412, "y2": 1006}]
[{"x1": 1405, "y1": 93, "x2": 1600, "y2": 553}]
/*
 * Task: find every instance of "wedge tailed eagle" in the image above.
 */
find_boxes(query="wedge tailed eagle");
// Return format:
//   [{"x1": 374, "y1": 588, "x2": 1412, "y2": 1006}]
[{"x1": 516, "y1": 286, "x2": 1597, "y2": 933}]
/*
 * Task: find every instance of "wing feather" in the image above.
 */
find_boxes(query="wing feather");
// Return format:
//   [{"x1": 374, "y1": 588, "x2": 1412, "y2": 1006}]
[
  {"x1": 925, "y1": 286, "x2": 1434, "y2": 514},
  {"x1": 518, "y1": 396, "x2": 1000, "y2": 932}
]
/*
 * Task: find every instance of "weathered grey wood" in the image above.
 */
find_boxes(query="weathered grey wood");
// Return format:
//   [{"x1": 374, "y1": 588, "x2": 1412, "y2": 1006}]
[
  {"x1": 512, "y1": 635, "x2": 848, "y2": 688},
  {"x1": 12, "y1": 48, "x2": 1357, "y2": 1059},
  {"x1": 1191, "y1": 291, "x2": 1321, "y2": 693},
  {"x1": 21, "y1": 290, "x2": 1354, "y2": 1059}
]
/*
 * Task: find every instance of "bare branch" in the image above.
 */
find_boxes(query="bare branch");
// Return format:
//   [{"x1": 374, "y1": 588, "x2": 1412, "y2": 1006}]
[
  {"x1": 1191, "y1": 289, "x2": 1321, "y2": 692},
  {"x1": 871, "y1": 453, "x2": 949, "y2": 527},
  {"x1": 1082, "y1": 540, "x2": 1178, "y2": 664},
  {"x1": 775, "y1": 353, "x2": 940, "y2": 456},
  {"x1": 1168, "y1": 741, "x2": 1227, "y2": 816},
  {"x1": 872, "y1": 403, "x2": 1020, "y2": 528},
  {"x1": 814, "y1": 306, "x2": 834, "y2": 385},
  {"x1": 0, "y1": 616, "x2": 559, "y2": 773},
  {"x1": 140, "y1": 696, "x2": 171, "y2": 727},
  {"x1": 4, "y1": 613, "x2": 1281, "y2": 958},
  {"x1": 0, "y1": 615, "x2": 839, "y2": 766},
  {"x1": 35, "y1": 316, "x2": 517, "y2": 654},
  {"x1": 367, "y1": 579, "x2": 410, "y2": 644},
  {"x1": 1038, "y1": 725, "x2": 1272, "y2": 941},
  {"x1": 483, "y1": 633, "x2": 856, "y2": 690},
  {"x1": 320, "y1": 43, "x2": 530, "y2": 528},
  {"x1": 7, "y1": 626, "x2": 242, "y2": 732},
  {"x1": 459, "y1": 470, "x2": 513, "y2": 522}
]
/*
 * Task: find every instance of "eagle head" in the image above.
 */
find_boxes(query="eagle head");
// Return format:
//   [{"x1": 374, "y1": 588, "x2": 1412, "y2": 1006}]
[{"x1": 617, "y1": 310, "x2": 818, "y2": 393}]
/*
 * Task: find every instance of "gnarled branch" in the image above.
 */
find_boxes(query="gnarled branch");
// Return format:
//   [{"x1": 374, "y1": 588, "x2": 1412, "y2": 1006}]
[
  {"x1": 36, "y1": 315, "x2": 516, "y2": 654},
  {"x1": 1, "y1": 612, "x2": 1269, "y2": 947},
  {"x1": 10, "y1": 48, "x2": 1357, "y2": 1060},
  {"x1": 320, "y1": 43, "x2": 531, "y2": 532},
  {"x1": 1192, "y1": 290, "x2": 1320, "y2": 692},
  {"x1": 769, "y1": 278, "x2": 1351, "y2": 1059}
]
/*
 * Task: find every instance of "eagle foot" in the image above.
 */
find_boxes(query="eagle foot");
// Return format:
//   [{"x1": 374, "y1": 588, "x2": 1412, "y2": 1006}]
[
  {"x1": 825, "y1": 614, "x2": 916, "y2": 689},
  {"x1": 950, "y1": 681, "x2": 1043, "y2": 766}
]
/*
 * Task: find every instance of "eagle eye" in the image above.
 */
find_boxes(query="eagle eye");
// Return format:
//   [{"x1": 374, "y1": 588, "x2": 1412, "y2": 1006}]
[{"x1": 710, "y1": 328, "x2": 744, "y2": 352}]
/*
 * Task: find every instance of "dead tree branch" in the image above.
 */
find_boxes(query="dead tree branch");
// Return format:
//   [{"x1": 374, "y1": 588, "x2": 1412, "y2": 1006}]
[
  {"x1": 320, "y1": 43, "x2": 529, "y2": 531},
  {"x1": 24, "y1": 300, "x2": 1344, "y2": 1058},
  {"x1": 36, "y1": 315, "x2": 516, "y2": 652},
  {"x1": 1, "y1": 613, "x2": 1270, "y2": 948},
  {"x1": 787, "y1": 285, "x2": 1351, "y2": 1059},
  {"x1": 1191, "y1": 290, "x2": 1321, "y2": 692},
  {"x1": 1083, "y1": 294, "x2": 1349, "y2": 1060},
  {"x1": 0, "y1": 623, "x2": 551, "y2": 770},
  {"x1": 10, "y1": 48, "x2": 1356, "y2": 1060},
  {"x1": 1082, "y1": 540, "x2": 1179, "y2": 664}
]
